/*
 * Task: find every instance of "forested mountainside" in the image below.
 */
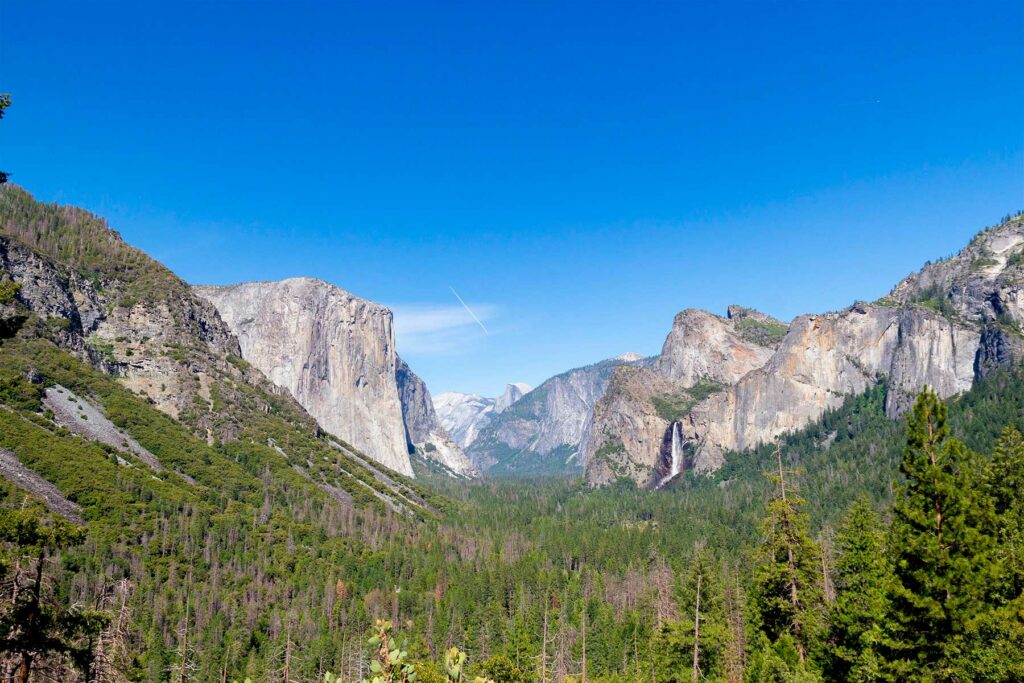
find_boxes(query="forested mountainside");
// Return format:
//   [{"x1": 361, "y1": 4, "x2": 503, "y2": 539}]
[
  {"x1": 584, "y1": 212, "x2": 1024, "y2": 487},
  {"x1": 0, "y1": 185, "x2": 439, "y2": 512},
  {"x1": 0, "y1": 185, "x2": 1022, "y2": 683}
]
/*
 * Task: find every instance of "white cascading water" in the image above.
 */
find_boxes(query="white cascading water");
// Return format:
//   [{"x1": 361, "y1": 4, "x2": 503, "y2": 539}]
[{"x1": 658, "y1": 421, "x2": 683, "y2": 487}]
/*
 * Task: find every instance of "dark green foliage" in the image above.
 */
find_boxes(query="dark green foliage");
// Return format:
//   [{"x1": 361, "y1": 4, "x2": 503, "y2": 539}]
[
  {"x1": 825, "y1": 499, "x2": 893, "y2": 682},
  {"x1": 0, "y1": 325, "x2": 1022, "y2": 681},
  {"x1": 0, "y1": 509, "x2": 109, "y2": 679},
  {"x1": 887, "y1": 388, "x2": 998, "y2": 679},
  {"x1": 751, "y1": 451, "x2": 825, "y2": 668},
  {"x1": 653, "y1": 549, "x2": 730, "y2": 682},
  {"x1": 907, "y1": 285, "x2": 958, "y2": 319}
]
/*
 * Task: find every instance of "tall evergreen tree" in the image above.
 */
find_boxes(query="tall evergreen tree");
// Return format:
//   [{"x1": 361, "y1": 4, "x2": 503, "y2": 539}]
[
  {"x1": 825, "y1": 498, "x2": 894, "y2": 682},
  {"x1": 0, "y1": 509, "x2": 108, "y2": 680},
  {"x1": 888, "y1": 387, "x2": 997, "y2": 679},
  {"x1": 751, "y1": 445, "x2": 825, "y2": 675},
  {"x1": 988, "y1": 425, "x2": 1024, "y2": 590},
  {"x1": 950, "y1": 425, "x2": 1024, "y2": 682},
  {"x1": 653, "y1": 548, "x2": 729, "y2": 682}
]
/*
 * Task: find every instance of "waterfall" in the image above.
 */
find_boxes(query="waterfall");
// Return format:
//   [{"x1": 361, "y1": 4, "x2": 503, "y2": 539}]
[{"x1": 659, "y1": 421, "x2": 683, "y2": 487}]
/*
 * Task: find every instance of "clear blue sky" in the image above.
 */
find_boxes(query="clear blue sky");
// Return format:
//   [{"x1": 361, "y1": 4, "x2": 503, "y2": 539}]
[{"x1": 2, "y1": 1, "x2": 1022, "y2": 396}]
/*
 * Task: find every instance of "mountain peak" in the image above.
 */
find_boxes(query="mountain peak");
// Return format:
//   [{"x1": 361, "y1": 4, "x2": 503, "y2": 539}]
[{"x1": 495, "y1": 383, "x2": 532, "y2": 413}]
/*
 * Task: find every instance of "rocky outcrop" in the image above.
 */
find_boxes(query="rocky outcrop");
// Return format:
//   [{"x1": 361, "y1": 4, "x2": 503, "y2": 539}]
[
  {"x1": 583, "y1": 365, "x2": 677, "y2": 486},
  {"x1": 653, "y1": 309, "x2": 780, "y2": 386},
  {"x1": 887, "y1": 216, "x2": 1024, "y2": 324},
  {"x1": 395, "y1": 356, "x2": 478, "y2": 477},
  {"x1": 681, "y1": 304, "x2": 979, "y2": 473},
  {"x1": 0, "y1": 449, "x2": 83, "y2": 523},
  {"x1": 585, "y1": 214, "x2": 1024, "y2": 486},
  {"x1": 0, "y1": 186, "x2": 436, "y2": 514},
  {"x1": 44, "y1": 385, "x2": 163, "y2": 471},
  {"x1": 585, "y1": 309, "x2": 779, "y2": 484},
  {"x1": 195, "y1": 278, "x2": 414, "y2": 477},
  {"x1": 0, "y1": 189, "x2": 242, "y2": 424}
]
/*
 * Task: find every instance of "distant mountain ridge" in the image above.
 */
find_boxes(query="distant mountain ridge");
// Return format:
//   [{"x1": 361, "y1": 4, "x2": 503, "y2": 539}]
[{"x1": 434, "y1": 356, "x2": 645, "y2": 475}]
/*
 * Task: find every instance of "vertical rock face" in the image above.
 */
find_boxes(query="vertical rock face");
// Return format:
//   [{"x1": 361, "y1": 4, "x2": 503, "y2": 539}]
[
  {"x1": 585, "y1": 214, "x2": 1024, "y2": 486},
  {"x1": 395, "y1": 356, "x2": 478, "y2": 477},
  {"x1": 195, "y1": 278, "x2": 414, "y2": 477},
  {"x1": 583, "y1": 365, "x2": 678, "y2": 486}
]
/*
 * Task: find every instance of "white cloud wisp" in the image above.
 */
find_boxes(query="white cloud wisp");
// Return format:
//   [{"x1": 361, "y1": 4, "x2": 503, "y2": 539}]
[{"x1": 390, "y1": 302, "x2": 497, "y2": 355}]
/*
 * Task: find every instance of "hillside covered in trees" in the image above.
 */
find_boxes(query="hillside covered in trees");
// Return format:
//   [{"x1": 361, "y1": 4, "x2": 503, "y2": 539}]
[{"x1": 2, "y1": 294, "x2": 1022, "y2": 682}]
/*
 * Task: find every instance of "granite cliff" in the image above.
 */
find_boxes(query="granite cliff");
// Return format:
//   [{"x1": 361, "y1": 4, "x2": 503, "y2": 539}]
[
  {"x1": 585, "y1": 214, "x2": 1024, "y2": 487},
  {"x1": 195, "y1": 278, "x2": 416, "y2": 476}
]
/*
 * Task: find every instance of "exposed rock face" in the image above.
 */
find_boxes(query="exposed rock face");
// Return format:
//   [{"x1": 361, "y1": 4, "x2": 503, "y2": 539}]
[
  {"x1": 583, "y1": 366, "x2": 677, "y2": 486},
  {"x1": 585, "y1": 214, "x2": 1024, "y2": 486},
  {"x1": 395, "y1": 356, "x2": 478, "y2": 477},
  {"x1": 653, "y1": 309, "x2": 779, "y2": 386},
  {"x1": 0, "y1": 449, "x2": 82, "y2": 523},
  {"x1": 0, "y1": 199, "x2": 241, "y2": 424},
  {"x1": 467, "y1": 357, "x2": 642, "y2": 475},
  {"x1": 585, "y1": 310, "x2": 780, "y2": 484},
  {"x1": 494, "y1": 383, "x2": 532, "y2": 413},
  {"x1": 888, "y1": 217, "x2": 1024, "y2": 324},
  {"x1": 433, "y1": 392, "x2": 495, "y2": 449},
  {"x1": 195, "y1": 278, "x2": 414, "y2": 477},
  {"x1": 683, "y1": 305, "x2": 979, "y2": 473},
  {"x1": 44, "y1": 385, "x2": 162, "y2": 472}
]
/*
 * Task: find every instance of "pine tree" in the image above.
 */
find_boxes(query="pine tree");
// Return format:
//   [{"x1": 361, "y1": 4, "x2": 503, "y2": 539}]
[
  {"x1": 888, "y1": 387, "x2": 997, "y2": 679},
  {"x1": 988, "y1": 425, "x2": 1024, "y2": 591},
  {"x1": 653, "y1": 547, "x2": 729, "y2": 682},
  {"x1": 750, "y1": 445, "x2": 825, "y2": 675},
  {"x1": 950, "y1": 425, "x2": 1024, "y2": 681},
  {"x1": 825, "y1": 498, "x2": 894, "y2": 682},
  {"x1": 0, "y1": 510, "x2": 108, "y2": 681}
]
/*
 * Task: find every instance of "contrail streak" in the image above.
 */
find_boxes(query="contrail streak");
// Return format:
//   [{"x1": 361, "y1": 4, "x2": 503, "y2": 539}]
[{"x1": 449, "y1": 286, "x2": 489, "y2": 335}]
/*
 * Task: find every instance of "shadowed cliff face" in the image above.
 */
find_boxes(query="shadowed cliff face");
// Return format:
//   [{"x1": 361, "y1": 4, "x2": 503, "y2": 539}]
[
  {"x1": 585, "y1": 214, "x2": 1024, "y2": 486},
  {"x1": 195, "y1": 278, "x2": 415, "y2": 477},
  {"x1": 395, "y1": 356, "x2": 478, "y2": 478}
]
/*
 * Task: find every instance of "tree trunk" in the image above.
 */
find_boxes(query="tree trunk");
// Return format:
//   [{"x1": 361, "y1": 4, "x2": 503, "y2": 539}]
[{"x1": 691, "y1": 573, "x2": 701, "y2": 681}]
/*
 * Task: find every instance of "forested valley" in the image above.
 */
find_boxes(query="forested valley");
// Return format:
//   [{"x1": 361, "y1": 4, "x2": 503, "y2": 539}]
[{"x1": 2, "y1": 320, "x2": 1022, "y2": 682}]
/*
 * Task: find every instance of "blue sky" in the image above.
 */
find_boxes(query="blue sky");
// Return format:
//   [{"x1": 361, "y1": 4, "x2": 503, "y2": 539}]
[{"x1": 2, "y1": 1, "x2": 1022, "y2": 396}]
